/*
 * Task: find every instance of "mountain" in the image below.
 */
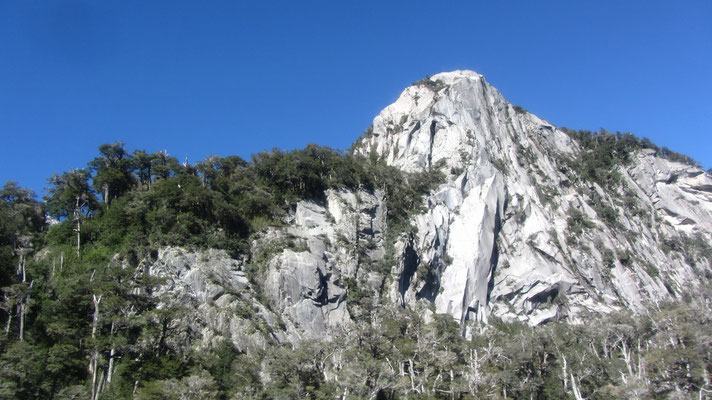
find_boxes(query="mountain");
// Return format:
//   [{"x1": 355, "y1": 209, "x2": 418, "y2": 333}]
[
  {"x1": 352, "y1": 70, "x2": 712, "y2": 327},
  {"x1": 2, "y1": 70, "x2": 711, "y2": 399},
  {"x1": 164, "y1": 70, "x2": 712, "y2": 346}
]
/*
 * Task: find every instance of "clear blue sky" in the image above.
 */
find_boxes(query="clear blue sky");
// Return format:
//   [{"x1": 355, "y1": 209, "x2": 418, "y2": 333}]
[{"x1": 1, "y1": 0, "x2": 710, "y2": 196}]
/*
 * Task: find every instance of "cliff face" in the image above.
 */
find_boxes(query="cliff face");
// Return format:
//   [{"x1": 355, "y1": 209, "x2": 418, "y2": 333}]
[
  {"x1": 151, "y1": 71, "x2": 712, "y2": 346},
  {"x1": 149, "y1": 188, "x2": 389, "y2": 350},
  {"x1": 355, "y1": 70, "x2": 712, "y2": 327}
]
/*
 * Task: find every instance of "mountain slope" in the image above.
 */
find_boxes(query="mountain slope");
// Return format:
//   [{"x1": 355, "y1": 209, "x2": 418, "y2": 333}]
[
  {"x1": 167, "y1": 70, "x2": 712, "y2": 348},
  {"x1": 352, "y1": 70, "x2": 712, "y2": 327},
  {"x1": 3, "y1": 70, "x2": 712, "y2": 399}
]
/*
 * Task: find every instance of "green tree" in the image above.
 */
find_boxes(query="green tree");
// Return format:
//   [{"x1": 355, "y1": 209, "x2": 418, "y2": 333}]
[
  {"x1": 132, "y1": 149, "x2": 156, "y2": 190},
  {"x1": 0, "y1": 182, "x2": 45, "y2": 343},
  {"x1": 151, "y1": 150, "x2": 182, "y2": 180},
  {"x1": 45, "y1": 169, "x2": 98, "y2": 256},
  {"x1": 89, "y1": 142, "x2": 136, "y2": 206}
]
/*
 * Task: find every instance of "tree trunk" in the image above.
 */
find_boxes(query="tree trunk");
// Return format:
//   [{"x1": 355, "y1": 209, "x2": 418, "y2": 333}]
[
  {"x1": 90, "y1": 294, "x2": 102, "y2": 400},
  {"x1": 450, "y1": 368, "x2": 455, "y2": 400},
  {"x1": 107, "y1": 321, "x2": 116, "y2": 386},
  {"x1": 16, "y1": 252, "x2": 26, "y2": 283},
  {"x1": 91, "y1": 295, "x2": 101, "y2": 337},
  {"x1": 90, "y1": 353, "x2": 98, "y2": 397},
  {"x1": 637, "y1": 339, "x2": 644, "y2": 379},
  {"x1": 571, "y1": 373, "x2": 584, "y2": 400},
  {"x1": 562, "y1": 355, "x2": 569, "y2": 392},
  {"x1": 76, "y1": 218, "x2": 81, "y2": 258},
  {"x1": 622, "y1": 340, "x2": 635, "y2": 377},
  {"x1": 19, "y1": 281, "x2": 33, "y2": 342},
  {"x1": 103, "y1": 184, "x2": 109, "y2": 208},
  {"x1": 4, "y1": 313, "x2": 11, "y2": 337},
  {"x1": 107, "y1": 346, "x2": 115, "y2": 385},
  {"x1": 74, "y1": 196, "x2": 81, "y2": 257},
  {"x1": 408, "y1": 359, "x2": 417, "y2": 393},
  {"x1": 94, "y1": 369, "x2": 105, "y2": 400},
  {"x1": 18, "y1": 302, "x2": 24, "y2": 342}
]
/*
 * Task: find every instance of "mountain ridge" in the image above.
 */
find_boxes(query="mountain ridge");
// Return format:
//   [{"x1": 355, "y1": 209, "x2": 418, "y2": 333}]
[
  {"x1": 351, "y1": 70, "x2": 712, "y2": 327},
  {"x1": 1, "y1": 70, "x2": 711, "y2": 399}
]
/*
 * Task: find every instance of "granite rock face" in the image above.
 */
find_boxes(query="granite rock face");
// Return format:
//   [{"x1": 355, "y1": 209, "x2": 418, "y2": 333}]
[
  {"x1": 148, "y1": 247, "x2": 286, "y2": 352},
  {"x1": 149, "y1": 70, "x2": 712, "y2": 345},
  {"x1": 355, "y1": 70, "x2": 712, "y2": 327},
  {"x1": 149, "y1": 188, "x2": 389, "y2": 348}
]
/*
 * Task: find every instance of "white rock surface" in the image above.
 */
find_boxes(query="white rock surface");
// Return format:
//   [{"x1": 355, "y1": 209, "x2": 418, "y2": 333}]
[
  {"x1": 149, "y1": 247, "x2": 287, "y2": 352},
  {"x1": 356, "y1": 70, "x2": 712, "y2": 326},
  {"x1": 259, "y1": 188, "x2": 387, "y2": 339},
  {"x1": 149, "y1": 70, "x2": 712, "y2": 349}
]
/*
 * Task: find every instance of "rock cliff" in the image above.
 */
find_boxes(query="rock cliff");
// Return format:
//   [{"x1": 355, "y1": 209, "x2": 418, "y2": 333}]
[{"x1": 151, "y1": 70, "x2": 712, "y2": 346}]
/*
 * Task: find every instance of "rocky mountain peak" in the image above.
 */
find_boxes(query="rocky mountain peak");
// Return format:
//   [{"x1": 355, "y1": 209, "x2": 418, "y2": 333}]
[
  {"x1": 9, "y1": 69, "x2": 712, "y2": 398},
  {"x1": 352, "y1": 70, "x2": 712, "y2": 327},
  {"x1": 145, "y1": 71, "x2": 712, "y2": 349}
]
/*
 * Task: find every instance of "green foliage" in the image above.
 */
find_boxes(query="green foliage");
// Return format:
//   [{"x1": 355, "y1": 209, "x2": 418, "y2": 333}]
[
  {"x1": 413, "y1": 75, "x2": 446, "y2": 92},
  {"x1": 89, "y1": 142, "x2": 136, "y2": 205},
  {"x1": 0, "y1": 140, "x2": 450, "y2": 399},
  {"x1": 618, "y1": 249, "x2": 633, "y2": 267},
  {"x1": 381, "y1": 161, "x2": 445, "y2": 237},
  {"x1": 349, "y1": 125, "x2": 374, "y2": 153},
  {"x1": 661, "y1": 232, "x2": 712, "y2": 268},
  {"x1": 44, "y1": 169, "x2": 98, "y2": 219},
  {"x1": 535, "y1": 184, "x2": 557, "y2": 207},
  {"x1": 602, "y1": 248, "x2": 616, "y2": 266},
  {"x1": 590, "y1": 197, "x2": 619, "y2": 228},
  {"x1": 561, "y1": 128, "x2": 700, "y2": 189},
  {"x1": 2, "y1": 136, "x2": 708, "y2": 400},
  {"x1": 516, "y1": 142, "x2": 537, "y2": 166},
  {"x1": 643, "y1": 261, "x2": 660, "y2": 278},
  {"x1": 491, "y1": 157, "x2": 509, "y2": 175},
  {"x1": 0, "y1": 182, "x2": 45, "y2": 286},
  {"x1": 566, "y1": 208, "x2": 595, "y2": 237}
]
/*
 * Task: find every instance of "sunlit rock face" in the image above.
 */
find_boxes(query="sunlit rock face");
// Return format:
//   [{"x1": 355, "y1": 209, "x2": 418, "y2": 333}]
[
  {"x1": 152, "y1": 71, "x2": 712, "y2": 345},
  {"x1": 355, "y1": 70, "x2": 712, "y2": 327}
]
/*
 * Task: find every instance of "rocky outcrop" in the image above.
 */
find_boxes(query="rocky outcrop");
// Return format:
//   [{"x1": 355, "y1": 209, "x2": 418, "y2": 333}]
[
  {"x1": 150, "y1": 70, "x2": 712, "y2": 344},
  {"x1": 148, "y1": 247, "x2": 286, "y2": 352},
  {"x1": 260, "y1": 188, "x2": 387, "y2": 339},
  {"x1": 149, "y1": 188, "x2": 389, "y2": 347},
  {"x1": 355, "y1": 70, "x2": 712, "y2": 327}
]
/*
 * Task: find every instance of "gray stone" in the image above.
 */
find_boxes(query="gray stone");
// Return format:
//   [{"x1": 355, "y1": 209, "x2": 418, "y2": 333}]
[{"x1": 148, "y1": 70, "x2": 712, "y2": 351}]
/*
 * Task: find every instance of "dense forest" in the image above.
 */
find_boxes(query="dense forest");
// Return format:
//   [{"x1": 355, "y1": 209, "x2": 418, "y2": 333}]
[{"x1": 1, "y1": 135, "x2": 711, "y2": 399}]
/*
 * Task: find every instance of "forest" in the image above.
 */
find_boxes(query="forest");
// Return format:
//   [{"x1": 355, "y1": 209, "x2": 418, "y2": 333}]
[{"x1": 1, "y1": 138, "x2": 711, "y2": 399}]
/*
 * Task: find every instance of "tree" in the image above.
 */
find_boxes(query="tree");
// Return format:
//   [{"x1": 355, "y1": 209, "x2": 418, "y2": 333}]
[
  {"x1": 132, "y1": 150, "x2": 156, "y2": 190},
  {"x1": 45, "y1": 170, "x2": 98, "y2": 256},
  {"x1": 89, "y1": 142, "x2": 135, "y2": 206},
  {"x1": 0, "y1": 182, "x2": 44, "y2": 284},
  {"x1": 151, "y1": 151, "x2": 181, "y2": 180},
  {"x1": 0, "y1": 182, "x2": 45, "y2": 342}
]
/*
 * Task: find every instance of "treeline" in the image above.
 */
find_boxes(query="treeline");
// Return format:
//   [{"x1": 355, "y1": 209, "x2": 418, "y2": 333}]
[
  {"x1": 232, "y1": 301, "x2": 711, "y2": 400},
  {"x1": 21, "y1": 299, "x2": 706, "y2": 400},
  {"x1": 0, "y1": 142, "x2": 443, "y2": 399},
  {"x1": 1, "y1": 134, "x2": 709, "y2": 399},
  {"x1": 32, "y1": 142, "x2": 442, "y2": 258}
]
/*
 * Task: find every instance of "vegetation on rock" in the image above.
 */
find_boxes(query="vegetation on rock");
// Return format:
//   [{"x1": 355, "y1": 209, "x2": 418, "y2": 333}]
[
  {"x1": 0, "y1": 127, "x2": 710, "y2": 399},
  {"x1": 0, "y1": 141, "x2": 445, "y2": 399}
]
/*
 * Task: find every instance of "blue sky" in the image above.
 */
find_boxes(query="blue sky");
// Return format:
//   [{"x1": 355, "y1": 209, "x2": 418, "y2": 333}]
[{"x1": 1, "y1": 0, "x2": 710, "y2": 196}]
